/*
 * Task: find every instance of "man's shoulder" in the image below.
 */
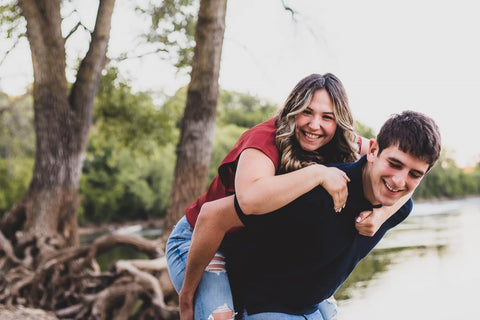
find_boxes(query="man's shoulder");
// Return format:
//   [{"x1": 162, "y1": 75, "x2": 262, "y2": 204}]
[{"x1": 326, "y1": 157, "x2": 365, "y2": 181}]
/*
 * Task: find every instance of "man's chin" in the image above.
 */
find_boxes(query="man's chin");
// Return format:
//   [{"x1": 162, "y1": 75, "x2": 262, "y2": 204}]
[{"x1": 377, "y1": 195, "x2": 400, "y2": 207}]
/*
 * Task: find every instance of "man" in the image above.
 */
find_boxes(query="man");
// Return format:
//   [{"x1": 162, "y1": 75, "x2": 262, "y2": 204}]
[{"x1": 224, "y1": 110, "x2": 442, "y2": 320}]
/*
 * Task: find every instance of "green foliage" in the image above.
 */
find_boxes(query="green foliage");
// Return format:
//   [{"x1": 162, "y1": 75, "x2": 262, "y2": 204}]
[
  {"x1": 0, "y1": 92, "x2": 34, "y2": 158},
  {"x1": 355, "y1": 120, "x2": 376, "y2": 139},
  {"x1": 79, "y1": 140, "x2": 175, "y2": 223},
  {"x1": 217, "y1": 90, "x2": 278, "y2": 128},
  {"x1": 0, "y1": 91, "x2": 34, "y2": 215},
  {"x1": 79, "y1": 68, "x2": 179, "y2": 223},
  {"x1": 135, "y1": 0, "x2": 198, "y2": 70},
  {"x1": 0, "y1": 1, "x2": 25, "y2": 45},
  {"x1": 0, "y1": 157, "x2": 33, "y2": 214},
  {"x1": 414, "y1": 150, "x2": 480, "y2": 199},
  {"x1": 94, "y1": 67, "x2": 177, "y2": 153}
]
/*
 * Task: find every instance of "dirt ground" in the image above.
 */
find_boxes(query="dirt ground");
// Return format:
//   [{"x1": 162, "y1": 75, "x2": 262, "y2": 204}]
[{"x1": 0, "y1": 305, "x2": 58, "y2": 320}]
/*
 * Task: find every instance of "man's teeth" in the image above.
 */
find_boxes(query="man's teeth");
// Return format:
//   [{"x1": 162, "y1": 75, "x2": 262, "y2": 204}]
[{"x1": 385, "y1": 181, "x2": 400, "y2": 192}]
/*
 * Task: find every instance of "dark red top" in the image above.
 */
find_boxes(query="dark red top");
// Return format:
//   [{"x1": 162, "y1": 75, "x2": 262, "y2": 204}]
[{"x1": 185, "y1": 118, "x2": 280, "y2": 227}]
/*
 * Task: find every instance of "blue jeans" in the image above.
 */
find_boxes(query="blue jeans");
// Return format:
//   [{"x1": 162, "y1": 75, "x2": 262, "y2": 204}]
[
  {"x1": 242, "y1": 307, "x2": 334, "y2": 320},
  {"x1": 167, "y1": 216, "x2": 235, "y2": 319},
  {"x1": 166, "y1": 216, "x2": 338, "y2": 320}
]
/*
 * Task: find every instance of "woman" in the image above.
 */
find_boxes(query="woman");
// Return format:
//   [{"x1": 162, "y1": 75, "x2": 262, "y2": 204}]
[{"x1": 167, "y1": 73, "x2": 399, "y2": 320}]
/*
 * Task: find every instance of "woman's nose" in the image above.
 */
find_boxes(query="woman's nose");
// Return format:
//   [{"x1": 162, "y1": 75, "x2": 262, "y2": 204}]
[{"x1": 308, "y1": 116, "x2": 322, "y2": 130}]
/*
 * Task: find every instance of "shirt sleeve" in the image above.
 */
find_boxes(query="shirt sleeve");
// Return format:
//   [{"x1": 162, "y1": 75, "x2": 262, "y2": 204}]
[
  {"x1": 234, "y1": 194, "x2": 250, "y2": 226},
  {"x1": 387, "y1": 198, "x2": 413, "y2": 227},
  {"x1": 218, "y1": 118, "x2": 279, "y2": 193}
]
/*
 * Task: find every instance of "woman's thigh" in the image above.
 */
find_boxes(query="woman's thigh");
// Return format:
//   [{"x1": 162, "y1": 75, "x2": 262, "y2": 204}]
[
  {"x1": 166, "y1": 216, "x2": 193, "y2": 292},
  {"x1": 166, "y1": 216, "x2": 236, "y2": 319}
]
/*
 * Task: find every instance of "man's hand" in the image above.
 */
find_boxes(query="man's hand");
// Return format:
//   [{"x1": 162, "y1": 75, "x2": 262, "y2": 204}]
[{"x1": 179, "y1": 290, "x2": 194, "y2": 320}]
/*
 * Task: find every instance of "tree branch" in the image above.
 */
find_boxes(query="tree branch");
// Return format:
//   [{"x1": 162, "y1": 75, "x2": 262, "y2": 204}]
[{"x1": 281, "y1": 0, "x2": 297, "y2": 20}]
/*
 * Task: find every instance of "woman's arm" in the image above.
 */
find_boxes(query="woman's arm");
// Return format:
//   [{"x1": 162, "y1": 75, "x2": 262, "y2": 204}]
[
  {"x1": 178, "y1": 195, "x2": 241, "y2": 320},
  {"x1": 357, "y1": 135, "x2": 371, "y2": 156},
  {"x1": 235, "y1": 148, "x2": 350, "y2": 215},
  {"x1": 355, "y1": 192, "x2": 412, "y2": 236}
]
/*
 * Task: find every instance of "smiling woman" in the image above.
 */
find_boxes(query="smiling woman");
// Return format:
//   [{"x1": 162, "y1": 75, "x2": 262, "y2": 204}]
[{"x1": 294, "y1": 89, "x2": 337, "y2": 152}]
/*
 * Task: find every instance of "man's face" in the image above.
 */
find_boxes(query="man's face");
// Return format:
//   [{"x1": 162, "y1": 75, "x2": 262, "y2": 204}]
[{"x1": 364, "y1": 141, "x2": 429, "y2": 207}]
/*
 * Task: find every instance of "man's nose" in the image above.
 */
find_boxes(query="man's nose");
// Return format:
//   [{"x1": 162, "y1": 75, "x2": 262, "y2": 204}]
[{"x1": 391, "y1": 170, "x2": 408, "y2": 188}]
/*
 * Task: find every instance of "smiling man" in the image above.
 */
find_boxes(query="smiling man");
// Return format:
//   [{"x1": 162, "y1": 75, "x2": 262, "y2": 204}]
[{"x1": 224, "y1": 110, "x2": 442, "y2": 320}]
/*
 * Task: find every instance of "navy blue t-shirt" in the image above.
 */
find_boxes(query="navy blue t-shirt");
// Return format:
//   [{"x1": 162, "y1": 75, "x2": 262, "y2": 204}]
[{"x1": 224, "y1": 156, "x2": 413, "y2": 315}]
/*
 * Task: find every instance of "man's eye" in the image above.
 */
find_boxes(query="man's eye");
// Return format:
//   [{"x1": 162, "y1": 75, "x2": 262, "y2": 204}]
[{"x1": 389, "y1": 162, "x2": 401, "y2": 169}]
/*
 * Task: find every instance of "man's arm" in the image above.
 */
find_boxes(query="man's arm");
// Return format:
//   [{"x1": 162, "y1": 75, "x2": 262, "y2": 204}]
[{"x1": 179, "y1": 195, "x2": 243, "y2": 320}]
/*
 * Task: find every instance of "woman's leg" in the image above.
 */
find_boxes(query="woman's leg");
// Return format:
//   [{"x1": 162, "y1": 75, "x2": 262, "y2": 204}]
[
  {"x1": 242, "y1": 309, "x2": 324, "y2": 320},
  {"x1": 317, "y1": 297, "x2": 338, "y2": 320},
  {"x1": 166, "y1": 216, "x2": 236, "y2": 320}
]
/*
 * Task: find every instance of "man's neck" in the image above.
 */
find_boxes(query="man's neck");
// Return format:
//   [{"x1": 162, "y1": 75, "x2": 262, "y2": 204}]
[{"x1": 361, "y1": 163, "x2": 381, "y2": 207}]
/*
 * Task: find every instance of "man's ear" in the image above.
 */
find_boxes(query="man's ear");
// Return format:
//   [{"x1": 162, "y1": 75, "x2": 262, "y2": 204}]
[{"x1": 366, "y1": 140, "x2": 378, "y2": 162}]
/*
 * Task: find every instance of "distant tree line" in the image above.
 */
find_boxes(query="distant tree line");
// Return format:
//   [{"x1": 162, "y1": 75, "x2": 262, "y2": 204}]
[{"x1": 1, "y1": 71, "x2": 479, "y2": 224}]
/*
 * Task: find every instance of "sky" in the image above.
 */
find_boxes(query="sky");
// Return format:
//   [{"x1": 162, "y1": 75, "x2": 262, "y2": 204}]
[{"x1": 1, "y1": 0, "x2": 479, "y2": 167}]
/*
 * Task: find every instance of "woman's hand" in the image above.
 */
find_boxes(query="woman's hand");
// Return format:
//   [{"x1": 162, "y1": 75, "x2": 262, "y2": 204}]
[
  {"x1": 318, "y1": 166, "x2": 350, "y2": 212},
  {"x1": 355, "y1": 207, "x2": 389, "y2": 237},
  {"x1": 355, "y1": 191, "x2": 412, "y2": 237}
]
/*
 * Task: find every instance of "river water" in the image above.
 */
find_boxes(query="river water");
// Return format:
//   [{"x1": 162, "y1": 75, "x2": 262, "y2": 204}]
[{"x1": 335, "y1": 197, "x2": 480, "y2": 319}]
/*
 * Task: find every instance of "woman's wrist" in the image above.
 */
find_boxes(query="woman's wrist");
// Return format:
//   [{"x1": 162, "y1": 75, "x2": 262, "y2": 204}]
[{"x1": 314, "y1": 164, "x2": 328, "y2": 186}]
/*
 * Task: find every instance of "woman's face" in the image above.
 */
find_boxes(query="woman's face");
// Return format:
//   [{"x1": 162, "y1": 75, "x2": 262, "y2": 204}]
[{"x1": 295, "y1": 89, "x2": 337, "y2": 152}]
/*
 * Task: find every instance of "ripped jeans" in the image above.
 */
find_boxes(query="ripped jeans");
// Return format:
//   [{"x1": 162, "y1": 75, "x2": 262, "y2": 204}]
[{"x1": 166, "y1": 216, "x2": 338, "y2": 320}]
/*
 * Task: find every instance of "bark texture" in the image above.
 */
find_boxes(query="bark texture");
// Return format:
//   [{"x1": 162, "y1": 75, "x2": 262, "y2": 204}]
[
  {"x1": 164, "y1": 0, "x2": 228, "y2": 234},
  {"x1": 1, "y1": 0, "x2": 114, "y2": 249}
]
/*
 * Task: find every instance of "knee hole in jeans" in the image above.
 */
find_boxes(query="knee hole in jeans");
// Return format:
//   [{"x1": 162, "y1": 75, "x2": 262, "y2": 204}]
[
  {"x1": 207, "y1": 304, "x2": 235, "y2": 320},
  {"x1": 205, "y1": 253, "x2": 226, "y2": 274}
]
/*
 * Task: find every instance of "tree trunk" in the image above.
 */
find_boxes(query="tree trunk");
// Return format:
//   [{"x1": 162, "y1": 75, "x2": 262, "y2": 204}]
[
  {"x1": 164, "y1": 0, "x2": 228, "y2": 234},
  {"x1": 0, "y1": 0, "x2": 115, "y2": 253}
]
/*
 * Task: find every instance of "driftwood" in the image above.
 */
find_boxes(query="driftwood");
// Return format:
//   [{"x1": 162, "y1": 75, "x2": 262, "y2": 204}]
[{"x1": 0, "y1": 230, "x2": 179, "y2": 319}]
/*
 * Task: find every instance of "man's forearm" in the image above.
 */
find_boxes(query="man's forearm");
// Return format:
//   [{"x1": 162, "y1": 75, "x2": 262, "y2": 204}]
[
  {"x1": 180, "y1": 217, "x2": 224, "y2": 299},
  {"x1": 180, "y1": 195, "x2": 243, "y2": 300}
]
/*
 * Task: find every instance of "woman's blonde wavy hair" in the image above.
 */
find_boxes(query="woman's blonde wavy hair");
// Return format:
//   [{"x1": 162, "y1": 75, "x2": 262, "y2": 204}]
[{"x1": 275, "y1": 73, "x2": 359, "y2": 173}]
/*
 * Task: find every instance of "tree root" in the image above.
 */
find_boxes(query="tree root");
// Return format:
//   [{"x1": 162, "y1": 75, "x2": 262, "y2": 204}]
[{"x1": 0, "y1": 230, "x2": 179, "y2": 319}]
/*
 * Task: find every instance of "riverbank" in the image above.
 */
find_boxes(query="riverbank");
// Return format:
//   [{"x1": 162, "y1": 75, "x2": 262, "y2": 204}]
[{"x1": 78, "y1": 217, "x2": 165, "y2": 238}]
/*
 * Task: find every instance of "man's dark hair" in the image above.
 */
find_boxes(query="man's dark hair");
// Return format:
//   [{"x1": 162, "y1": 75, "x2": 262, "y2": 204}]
[{"x1": 377, "y1": 110, "x2": 442, "y2": 170}]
